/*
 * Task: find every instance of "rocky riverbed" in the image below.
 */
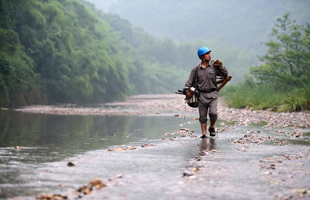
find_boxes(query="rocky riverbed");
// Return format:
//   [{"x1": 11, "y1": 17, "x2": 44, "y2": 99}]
[
  {"x1": 15, "y1": 94, "x2": 310, "y2": 129},
  {"x1": 12, "y1": 94, "x2": 310, "y2": 200}
]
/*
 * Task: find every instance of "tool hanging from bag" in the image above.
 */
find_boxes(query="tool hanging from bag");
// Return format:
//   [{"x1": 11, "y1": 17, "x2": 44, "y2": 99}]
[
  {"x1": 175, "y1": 65, "x2": 199, "y2": 108},
  {"x1": 185, "y1": 65, "x2": 199, "y2": 108}
]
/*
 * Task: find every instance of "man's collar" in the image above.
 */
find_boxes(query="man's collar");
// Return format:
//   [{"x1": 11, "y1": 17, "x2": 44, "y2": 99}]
[{"x1": 199, "y1": 62, "x2": 211, "y2": 69}]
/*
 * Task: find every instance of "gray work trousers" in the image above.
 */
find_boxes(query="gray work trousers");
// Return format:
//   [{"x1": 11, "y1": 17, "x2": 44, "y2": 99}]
[{"x1": 198, "y1": 98, "x2": 218, "y2": 123}]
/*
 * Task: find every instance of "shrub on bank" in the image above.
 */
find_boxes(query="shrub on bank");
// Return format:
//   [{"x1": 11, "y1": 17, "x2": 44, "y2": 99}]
[
  {"x1": 221, "y1": 81, "x2": 310, "y2": 112},
  {"x1": 220, "y1": 14, "x2": 310, "y2": 112}
]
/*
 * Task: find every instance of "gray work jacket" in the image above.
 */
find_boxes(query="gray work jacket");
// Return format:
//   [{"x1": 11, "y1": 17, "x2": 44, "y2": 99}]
[{"x1": 183, "y1": 62, "x2": 228, "y2": 102}]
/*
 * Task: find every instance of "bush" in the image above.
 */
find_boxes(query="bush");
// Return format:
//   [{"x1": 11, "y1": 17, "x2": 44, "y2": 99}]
[{"x1": 221, "y1": 81, "x2": 310, "y2": 112}]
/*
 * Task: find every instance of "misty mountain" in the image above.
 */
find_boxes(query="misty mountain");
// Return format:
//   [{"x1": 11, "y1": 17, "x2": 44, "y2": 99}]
[{"x1": 88, "y1": 0, "x2": 310, "y2": 54}]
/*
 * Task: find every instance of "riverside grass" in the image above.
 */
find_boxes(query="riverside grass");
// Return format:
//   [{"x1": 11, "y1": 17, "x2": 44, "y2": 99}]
[{"x1": 220, "y1": 82, "x2": 310, "y2": 112}]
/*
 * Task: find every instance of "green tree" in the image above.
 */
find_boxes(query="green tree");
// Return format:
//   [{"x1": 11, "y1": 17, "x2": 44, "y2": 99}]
[
  {"x1": 250, "y1": 13, "x2": 310, "y2": 88},
  {"x1": 0, "y1": 28, "x2": 37, "y2": 106},
  {"x1": 0, "y1": 0, "x2": 133, "y2": 106}
]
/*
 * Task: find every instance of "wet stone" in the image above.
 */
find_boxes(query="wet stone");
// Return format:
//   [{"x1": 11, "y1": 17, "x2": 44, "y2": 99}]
[{"x1": 67, "y1": 162, "x2": 75, "y2": 167}]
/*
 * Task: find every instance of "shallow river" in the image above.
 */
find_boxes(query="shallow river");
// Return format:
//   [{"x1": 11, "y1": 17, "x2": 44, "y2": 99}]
[{"x1": 0, "y1": 98, "x2": 310, "y2": 200}]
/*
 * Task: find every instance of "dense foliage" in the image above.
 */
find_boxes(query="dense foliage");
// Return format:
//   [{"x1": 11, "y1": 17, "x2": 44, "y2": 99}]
[
  {"x1": 250, "y1": 13, "x2": 310, "y2": 88},
  {"x1": 0, "y1": 0, "x2": 190, "y2": 107},
  {"x1": 0, "y1": 0, "x2": 132, "y2": 106},
  {"x1": 222, "y1": 14, "x2": 310, "y2": 112}
]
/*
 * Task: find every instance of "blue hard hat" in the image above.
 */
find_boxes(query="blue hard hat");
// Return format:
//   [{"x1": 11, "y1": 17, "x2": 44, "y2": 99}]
[{"x1": 197, "y1": 46, "x2": 211, "y2": 58}]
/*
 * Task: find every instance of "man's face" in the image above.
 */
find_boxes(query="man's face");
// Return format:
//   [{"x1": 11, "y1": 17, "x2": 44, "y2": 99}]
[{"x1": 202, "y1": 52, "x2": 211, "y2": 62}]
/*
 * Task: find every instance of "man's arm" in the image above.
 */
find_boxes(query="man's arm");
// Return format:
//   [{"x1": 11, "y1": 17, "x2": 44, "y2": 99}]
[
  {"x1": 217, "y1": 65, "x2": 228, "y2": 77},
  {"x1": 182, "y1": 67, "x2": 196, "y2": 97}
]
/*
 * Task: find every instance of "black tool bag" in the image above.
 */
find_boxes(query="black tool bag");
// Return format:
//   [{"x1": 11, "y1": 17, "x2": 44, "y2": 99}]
[{"x1": 186, "y1": 66, "x2": 199, "y2": 108}]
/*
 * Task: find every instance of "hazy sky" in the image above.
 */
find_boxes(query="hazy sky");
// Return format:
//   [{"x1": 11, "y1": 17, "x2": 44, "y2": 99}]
[
  {"x1": 86, "y1": 0, "x2": 310, "y2": 44},
  {"x1": 85, "y1": 0, "x2": 310, "y2": 56},
  {"x1": 86, "y1": 0, "x2": 117, "y2": 12}
]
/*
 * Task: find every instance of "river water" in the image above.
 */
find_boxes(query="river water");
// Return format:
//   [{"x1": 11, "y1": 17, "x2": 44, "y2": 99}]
[
  {"x1": 0, "y1": 97, "x2": 310, "y2": 200},
  {"x1": 0, "y1": 109, "x2": 204, "y2": 199}
]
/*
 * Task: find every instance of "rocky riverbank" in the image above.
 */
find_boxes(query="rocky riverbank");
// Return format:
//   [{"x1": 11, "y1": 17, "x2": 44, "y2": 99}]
[
  {"x1": 15, "y1": 94, "x2": 310, "y2": 129},
  {"x1": 14, "y1": 94, "x2": 310, "y2": 144}
]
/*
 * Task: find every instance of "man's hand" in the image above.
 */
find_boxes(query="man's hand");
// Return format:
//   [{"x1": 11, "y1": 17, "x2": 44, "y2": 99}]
[
  {"x1": 213, "y1": 59, "x2": 223, "y2": 67},
  {"x1": 185, "y1": 92, "x2": 192, "y2": 99}
]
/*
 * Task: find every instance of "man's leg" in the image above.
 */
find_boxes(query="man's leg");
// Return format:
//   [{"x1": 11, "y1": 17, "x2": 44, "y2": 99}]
[
  {"x1": 209, "y1": 118, "x2": 216, "y2": 128},
  {"x1": 208, "y1": 98, "x2": 218, "y2": 136},
  {"x1": 201, "y1": 122, "x2": 207, "y2": 135},
  {"x1": 198, "y1": 102, "x2": 208, "y2": 137}
]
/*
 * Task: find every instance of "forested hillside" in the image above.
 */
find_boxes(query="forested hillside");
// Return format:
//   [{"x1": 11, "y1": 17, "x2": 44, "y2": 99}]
[
  {"x1": 0, "y1": 0, "x2": 131, "y2": 106},
  {"x1": 0, "y1": 0, "x2": 191, "y2": 107}
]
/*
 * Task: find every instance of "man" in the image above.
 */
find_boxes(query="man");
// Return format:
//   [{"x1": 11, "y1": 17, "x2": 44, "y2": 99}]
[{"x1": 183, "y1": 46, "x2": 228, "y2": 138}]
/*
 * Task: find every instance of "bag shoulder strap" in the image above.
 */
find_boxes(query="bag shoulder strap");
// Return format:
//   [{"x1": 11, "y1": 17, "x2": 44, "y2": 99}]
[{"x1": 193, "y1": 65, "x2": 199, "y2": 88}]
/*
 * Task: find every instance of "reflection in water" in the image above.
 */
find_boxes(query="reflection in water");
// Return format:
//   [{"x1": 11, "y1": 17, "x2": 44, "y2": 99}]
[
  {"x1": 199, "y1": 138, "x2": 216, "y2": 155},
  {"x1": 0, "y1": 110, "x2": 191, "y2": 199},
  {"x1": 0, "y1": 110, "x2": 185, "y2": 154}
]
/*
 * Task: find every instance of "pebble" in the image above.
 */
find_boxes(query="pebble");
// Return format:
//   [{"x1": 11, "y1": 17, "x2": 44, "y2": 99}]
[{"x1": 67, "y1": 162, "x2": 75, "y2": 167}]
